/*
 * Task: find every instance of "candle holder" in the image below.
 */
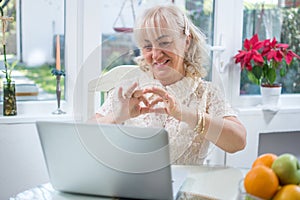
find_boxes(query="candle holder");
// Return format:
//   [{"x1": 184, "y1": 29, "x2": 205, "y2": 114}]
[{"x1": 51, "y1": 69, "x2": 66, "y2": 114}]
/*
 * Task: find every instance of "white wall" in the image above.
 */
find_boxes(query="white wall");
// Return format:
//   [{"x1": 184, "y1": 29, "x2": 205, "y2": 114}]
[
  {"x1": 20, "y1": 0, "x2": 64, "y2": 66},
  {"x1": 0, "y1": 124, "x2": 49, "y2": 200},
  {"x1": 226, "y1": 107, "x2": 300, "y2": 168}
]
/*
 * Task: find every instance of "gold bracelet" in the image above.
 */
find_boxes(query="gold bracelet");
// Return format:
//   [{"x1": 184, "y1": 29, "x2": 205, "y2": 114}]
[
  {"x1": 193, "y1": 112, "x2": 203, "y2": 133},
  {"x1": 200, "y1": 112, "x2": 206, "y2": 136}
]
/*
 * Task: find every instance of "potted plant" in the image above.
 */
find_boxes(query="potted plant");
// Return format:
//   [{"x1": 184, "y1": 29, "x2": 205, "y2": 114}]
[
  {"x1": 0, "y1": 2, "x2": 17, "y2": 116},
  {"x1": 234, "y1": 34, "x2": 300, "y2": 106}
]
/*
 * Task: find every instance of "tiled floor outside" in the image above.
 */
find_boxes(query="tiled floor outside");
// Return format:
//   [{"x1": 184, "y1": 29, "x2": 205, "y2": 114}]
[{"x1": 0, "y1": 70, "x2": 56, "y2": 101}]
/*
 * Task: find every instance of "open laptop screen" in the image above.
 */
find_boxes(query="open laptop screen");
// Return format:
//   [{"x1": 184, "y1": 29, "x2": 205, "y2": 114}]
[{"x1": 36, "y1": 121, "x2": 176, "y2": 200}]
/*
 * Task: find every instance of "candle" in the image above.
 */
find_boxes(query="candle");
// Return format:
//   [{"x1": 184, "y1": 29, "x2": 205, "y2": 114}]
[{"x1": 56, "y1": 34, "x2": 61, "y2": 71}]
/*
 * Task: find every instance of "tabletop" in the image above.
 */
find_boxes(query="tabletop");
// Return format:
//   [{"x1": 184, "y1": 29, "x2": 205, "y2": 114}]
[{"x1": 9, "y1": 165, "x2": 248, "y2": 200}]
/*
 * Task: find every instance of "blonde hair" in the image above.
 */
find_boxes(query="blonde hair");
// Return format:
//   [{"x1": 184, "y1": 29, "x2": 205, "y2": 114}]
[{"x1": 133, "y1": 4, "x2": 209, "y2": 79}]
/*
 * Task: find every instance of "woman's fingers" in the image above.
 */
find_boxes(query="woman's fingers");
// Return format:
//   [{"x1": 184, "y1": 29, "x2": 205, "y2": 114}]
[
  {"x1": 163, "y1": 93, "x2": 171, "y2": 104},
  {"x1": 132, "y1": 89, "x2": 143, "y2": 98},
  {"x1": 118, "y1": 84, "x2": 179, "y2": 118},
  {"x1": 150, "y1": 94, "x2": 174, "y2": 107},
  {"x1": 123, "y1": 82, "x2": 138, "y2": 98},
  {"x1": 149, "y1": 98, "x2": 163, "y2": 107},
  {"x1": 143, "y1": 87, "x2": 180, "y2": 118},
  {"x1": 138, "y1": 95, "x2": 150, "y2": 107},
  {"x1": 143, "y1": 86, "x2": 172, "y2": 104},
  {"x1": 139, "y1": 107, "x2": 150, "y2": 115},
  {"x1": 143, "y1": 86, "x2": 167, "y2": 98}
]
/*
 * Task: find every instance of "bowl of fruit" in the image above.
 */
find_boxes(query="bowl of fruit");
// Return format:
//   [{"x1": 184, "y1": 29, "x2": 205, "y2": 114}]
[{"x1": 238, "y1": 153, "x2": 300, "y2": 200}]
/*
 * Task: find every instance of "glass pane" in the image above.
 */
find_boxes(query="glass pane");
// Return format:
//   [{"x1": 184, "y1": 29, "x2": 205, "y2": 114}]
[
  {"x1": 241, "y1": 0, "x2": 300, "y2": 95},
  {"x1": 186, "y1": 0, "x2": 214, "y2": 46},
  {"x1": 186, "y1": 0, "x2": 214, "y2": 81},
  {"x1": 0, "y1": 0, "x2": 65, "y2": 101},
  {"x1": 101, "y1": 0, "x2": 170, "y2": 71},
  {"x1": 101, "y1": 0, "x2": 215, "y2": 79}
]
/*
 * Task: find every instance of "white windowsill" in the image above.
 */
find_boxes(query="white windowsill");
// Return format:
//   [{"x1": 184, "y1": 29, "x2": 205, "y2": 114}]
[
  {"x1": 0, "y1": 100, "x2": 75, "y2": 124},
  {"x1": 232, "y1": 94, "x2": 300, "y2": 115},
  {"x1": 236, "y1": 105, "x2": 300, "y2": 115}
]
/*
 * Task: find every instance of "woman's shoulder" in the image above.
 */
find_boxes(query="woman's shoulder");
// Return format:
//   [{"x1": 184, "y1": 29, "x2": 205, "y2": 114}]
[
  {"x1": 196, "y1": 78, "x2": 224, "y2": 96},
  {"x1": 197, "y1": 78, "x2": 214, "y2": 90}
]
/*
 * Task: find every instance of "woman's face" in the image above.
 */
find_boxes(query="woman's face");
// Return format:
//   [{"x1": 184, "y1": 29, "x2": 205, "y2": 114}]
[{"x1": 140, "y1": 29, "x2": 189, "y2": 86}]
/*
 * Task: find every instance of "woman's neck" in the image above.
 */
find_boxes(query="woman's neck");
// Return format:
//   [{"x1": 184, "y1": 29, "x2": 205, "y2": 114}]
[{"x1": 159, "y1": 75, "x2": 185, "y2": 86}]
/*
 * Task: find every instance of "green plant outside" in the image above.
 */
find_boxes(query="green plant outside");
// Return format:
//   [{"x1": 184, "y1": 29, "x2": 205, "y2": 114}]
[{"x1": 14, "y1": 64, "x2": 65, "y2": 98}]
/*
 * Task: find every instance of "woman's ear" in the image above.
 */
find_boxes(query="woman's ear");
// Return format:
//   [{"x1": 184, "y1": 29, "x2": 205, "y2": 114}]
[{"x1": 185, "y1": 35, "x2": 191, "y2": 52}]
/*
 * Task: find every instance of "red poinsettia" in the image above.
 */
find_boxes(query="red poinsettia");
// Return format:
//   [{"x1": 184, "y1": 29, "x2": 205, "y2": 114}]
[{"x1": 234, "y1": 34, "x2": 300, "y2": 85}]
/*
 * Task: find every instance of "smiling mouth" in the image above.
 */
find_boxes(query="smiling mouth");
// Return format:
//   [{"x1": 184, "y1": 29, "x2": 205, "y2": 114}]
[{"x1": 153, "y1": 60, "x2": 170, "y2": 66}]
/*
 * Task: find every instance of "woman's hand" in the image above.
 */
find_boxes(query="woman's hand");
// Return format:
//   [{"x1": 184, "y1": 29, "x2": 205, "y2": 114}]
[
  {"x1": 143, "y1": 87, "x2": 183, "y2": 121},
  {"x1": 113, "y1": 82, "x2": 150, "y2": 123}
]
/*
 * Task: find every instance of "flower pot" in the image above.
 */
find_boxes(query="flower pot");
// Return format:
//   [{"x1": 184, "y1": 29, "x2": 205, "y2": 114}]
[
  {"x1": 260, "y1": 83, "x2": 282, "y2": 107},
  {"x1": 3, "y1": 81, "x2": 17, "y2": 116}
]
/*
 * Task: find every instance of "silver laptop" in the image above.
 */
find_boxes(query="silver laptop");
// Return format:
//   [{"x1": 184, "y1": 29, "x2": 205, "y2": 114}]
[{"x1": 36, "y1": 121, "x2": 185, "y2": 200}]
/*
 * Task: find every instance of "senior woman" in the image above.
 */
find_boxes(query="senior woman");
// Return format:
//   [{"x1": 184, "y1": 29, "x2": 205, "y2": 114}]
[{"x1": 92, "y1": 4, "x2": 246, "y2": 165}]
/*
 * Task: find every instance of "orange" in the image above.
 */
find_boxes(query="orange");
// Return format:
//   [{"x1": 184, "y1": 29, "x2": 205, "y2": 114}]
[
  {"x1": 244, "y1": 165, "x2": 279, "y2": 199},
  {"x1": 252, "y1": 153, "x2": 278, "y2": 168},
  {"x1": 273, "y1": 184, "x2": 300, "y2": 200}
]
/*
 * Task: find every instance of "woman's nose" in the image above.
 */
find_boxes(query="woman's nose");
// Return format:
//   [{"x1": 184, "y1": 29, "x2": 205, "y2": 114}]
[{"x1": 151, "y1": 47, "x2": 163, "y2": 60}]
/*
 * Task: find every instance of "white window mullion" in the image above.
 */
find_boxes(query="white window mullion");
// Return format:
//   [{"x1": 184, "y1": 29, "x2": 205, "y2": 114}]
[
  {"x1": 71, "y1": 0, "x2": 102, "y2": 121},
  {"x1": 212, "y1": 0, "x2": 244, "y2": 105},
  {"x1": 64, "y1": 0, "x2": 81, "y2": 117}
]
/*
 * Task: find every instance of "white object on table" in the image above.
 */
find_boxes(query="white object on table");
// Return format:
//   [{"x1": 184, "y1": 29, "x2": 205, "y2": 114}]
[{"x1": 10, "y1": 165, "x2": 244, "y2": 200}]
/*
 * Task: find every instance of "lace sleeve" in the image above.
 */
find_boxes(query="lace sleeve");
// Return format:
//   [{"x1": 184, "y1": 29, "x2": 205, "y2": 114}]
[
  {"x1": 205, "y1": 82, "x2": 237, "y2": 117},
  {"x1": 96, "y1": 90, "x2": 114, "y2": 116}
]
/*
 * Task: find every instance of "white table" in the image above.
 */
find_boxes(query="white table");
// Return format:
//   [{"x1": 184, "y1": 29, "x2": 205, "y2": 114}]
[{"x1": 9, "y1": 165, "x2": 247, "y2": 200}]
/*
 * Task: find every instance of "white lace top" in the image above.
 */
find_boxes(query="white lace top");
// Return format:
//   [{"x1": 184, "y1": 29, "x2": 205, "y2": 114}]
[{"x1": 97, "y1": 73, "x2": 237, "y2": 165}]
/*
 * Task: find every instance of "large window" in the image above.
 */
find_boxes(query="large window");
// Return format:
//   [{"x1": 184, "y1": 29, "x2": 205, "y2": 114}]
[
  {"x1": 70, "y1": 0, "x2": 300, "y2": 116},
  {"x1": 7, "y1": 0, "x2": 298, "y2": 116},
  {"x1": 240, "y1": 0, "x2": 300, "y2": 95},
  {"x1": 0, "y1": 0, "x2": 65, "y2": 101},
  {"x1": 100, "y1": 0, "x2": 215, "y2": 78}
]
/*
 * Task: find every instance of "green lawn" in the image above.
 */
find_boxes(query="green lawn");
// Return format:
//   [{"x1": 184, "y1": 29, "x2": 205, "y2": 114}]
[{"x1": 15, "y1": 64, "x2": 65, "y2": 97}]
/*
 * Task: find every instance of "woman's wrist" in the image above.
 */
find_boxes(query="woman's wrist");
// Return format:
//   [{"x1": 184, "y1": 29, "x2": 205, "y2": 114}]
[
  {"x1": 179, "y1": 108, "x2": 199, "y2": 130},
  {"x1": 111, "y1": 114, "x2": 127, "y2": 124}
]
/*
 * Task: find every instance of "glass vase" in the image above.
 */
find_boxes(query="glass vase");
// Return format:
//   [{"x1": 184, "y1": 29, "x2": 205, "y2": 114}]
[{"x1": 3, "y1": 81, "x2": 17, "y2": 116}]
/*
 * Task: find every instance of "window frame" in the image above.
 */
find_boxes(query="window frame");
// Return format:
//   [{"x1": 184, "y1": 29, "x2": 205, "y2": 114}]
[
  {"x1": 0, "y1": 0, "x2": 85, "y2": 122},
  {"x1": 213, "y1": 0, "x2": 300, "y2": 108},
  {"x1": 2, "y1": 0, "x2": 299, "y2": 123}
]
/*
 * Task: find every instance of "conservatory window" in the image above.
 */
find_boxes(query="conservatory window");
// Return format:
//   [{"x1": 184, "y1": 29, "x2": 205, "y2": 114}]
[
  {"x1": 240, "y1": 0, "x2": 300, "y2": 95},
  {"x1": 0, "y1": 0, "x2": 65, "y2": 102}
]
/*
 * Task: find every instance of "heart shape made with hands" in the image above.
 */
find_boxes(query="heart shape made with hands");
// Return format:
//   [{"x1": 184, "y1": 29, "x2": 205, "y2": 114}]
[{"x1": 117, "y1": 82, "x2": 182, "y2": 121}]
